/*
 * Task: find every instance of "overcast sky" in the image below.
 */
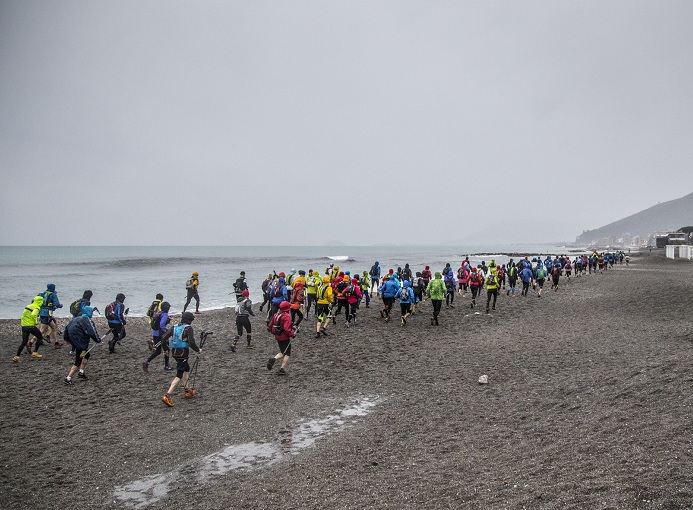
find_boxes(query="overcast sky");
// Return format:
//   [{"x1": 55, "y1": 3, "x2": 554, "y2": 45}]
[{"x1": 1, "y1": 1, "x2": 692, "y2": 246}]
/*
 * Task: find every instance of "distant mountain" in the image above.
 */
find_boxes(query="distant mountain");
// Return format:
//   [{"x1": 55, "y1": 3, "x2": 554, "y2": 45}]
[{"x1": 575, "y1": 192, "x2": 693, "y2": 245}]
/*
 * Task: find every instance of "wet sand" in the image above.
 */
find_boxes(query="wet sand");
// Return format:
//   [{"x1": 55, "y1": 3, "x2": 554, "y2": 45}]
[{"x1": 1, "y1": 252, "x2": 692, "y2": 509}]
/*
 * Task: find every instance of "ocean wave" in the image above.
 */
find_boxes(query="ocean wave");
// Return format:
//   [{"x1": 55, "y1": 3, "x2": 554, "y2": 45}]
[
  {"x1": 21, "y1": 255, "x2": 312, "y2": 271},
  {"x1": 324, "y1": 256, "x2": 356, "y2": 262}
]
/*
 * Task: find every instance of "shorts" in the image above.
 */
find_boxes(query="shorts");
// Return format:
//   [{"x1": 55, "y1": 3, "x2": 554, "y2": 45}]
[
  {"x1": 175, "y1": 357, "x2": 191, "y2": 379},
  {"x1": 74, "y1": 349, "x2": 90, "y2": 366},
  {"x1": 316, "y1": 304, "x2": 331, "y2": 321},
  {"x1": 536, "y1": 278, "x2": 545, "y2": 289},
  {"x1": 39, "y1": 316, "x2": 54, "y2": 325},
  {"x1": 277, "y1": 339, "x2": 292, "y2": 356}
]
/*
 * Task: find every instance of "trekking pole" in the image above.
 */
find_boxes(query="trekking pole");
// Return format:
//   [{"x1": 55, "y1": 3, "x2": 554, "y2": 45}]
[
  {"x1": 80, "y1": 332, "x2": 109, "y2": 358},
  {"x1": 189, "y1": 331, "x2": 213, "y2": 391}
]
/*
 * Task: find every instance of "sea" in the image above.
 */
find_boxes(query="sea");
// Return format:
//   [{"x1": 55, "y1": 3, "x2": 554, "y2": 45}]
[{"x1": 0, "y1": 244, "x2": 581, "y2": 319}]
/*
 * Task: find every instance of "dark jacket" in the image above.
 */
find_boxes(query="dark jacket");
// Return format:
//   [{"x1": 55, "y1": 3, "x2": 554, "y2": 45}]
[{"x1": 64, "y1": 316, "x2": 102, "y2": 351}]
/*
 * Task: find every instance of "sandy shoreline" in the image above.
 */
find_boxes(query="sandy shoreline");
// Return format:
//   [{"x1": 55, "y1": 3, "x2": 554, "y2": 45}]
[{"x1": 1, "y1": 251, "x2": 691, "y2": 509}]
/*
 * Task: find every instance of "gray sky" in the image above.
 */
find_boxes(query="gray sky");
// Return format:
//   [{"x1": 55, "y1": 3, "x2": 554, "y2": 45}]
[{"x1": 2, "y1": 1, "x2": 692, "y2": 246}]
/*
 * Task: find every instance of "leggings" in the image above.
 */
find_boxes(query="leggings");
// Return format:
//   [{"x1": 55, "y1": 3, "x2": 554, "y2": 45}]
[
  {"x1": 486, "y1": 289, "x2": 498, "y2": 310},
  {"x1": 382, "y1": 297, "x2": 394, "y2": 317},
  {"x1": 522, "y1": 281, "x2": 530, "y2": 296},
  {"x1": 431, "y1": 299, "x2": 442, "y2": 318},
  {"x1": 290, "y1": 309, "x2": 304, "y2": 328},
  {"x1": 18, "y1": 326, "x2": 43, "y2": 356},
  {"x1": 236, "y1": 315, "x2": 252, "y2": 335},
  {"x1": 470, "y1": 286, "x2": 480, "y2": 302},
  {"x1": 147, "y1": 341, "x2": 169, "y2": 365},
  {"x1": 305, "y1": 293, "x2": 317, "y2": 315},
  {"x1": 183, "y1": 291, "x2": 199, "y2": 312},
  {"x1": 445, "y1": 291, "x2": 454, "y2": 306}
]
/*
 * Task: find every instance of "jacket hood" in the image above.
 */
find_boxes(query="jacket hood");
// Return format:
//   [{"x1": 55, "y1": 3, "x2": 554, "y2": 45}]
[
  {"x1": 32, "y1": 295, "x2": 44, "y2": 306},
  {"x1": 425, "y1": 265, "x2": 430, "y2": 270},
  {"x1": 434, "y1": 272, "x2": 442, "y2": 278},
  {"x1": 322, "y1": 276, "x2": 331, "y2": 283},
  {"x1": 403, "y1": 280, "x2": 410, "y2": 288},
  {"x1": 278, "y1": 277, "x2": 286, "y2": 284},
  {"x1": 81, "y1": 306, "x2": 94, "y2": 318},
  {"x1": 47, "y1": 283, "x2": 56, "y2": 292},
  {"x1": 279, "y1": 301, "x2": 291, "y2": 312}
]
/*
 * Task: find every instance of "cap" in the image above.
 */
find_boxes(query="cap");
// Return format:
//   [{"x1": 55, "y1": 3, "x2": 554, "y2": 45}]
[
  {"x1": 241, "y1": 289, "x2": 249, "y2": 297},
  {"x1": 279, "y1": 301, "x2": 290, "y2": 312}
]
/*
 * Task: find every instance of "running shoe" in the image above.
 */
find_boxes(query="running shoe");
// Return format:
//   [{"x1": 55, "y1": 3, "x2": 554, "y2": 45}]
[
  {"x1": 277, "y1": 368, "x2": 287, "y2": 376},
  {"x1": 162, "y1": 394, "x2": 174, "y2": 407},
  {"x1": 12, "y1": 356, "x2": 21, "y2": 363},
  {"x1": 164, "y1": 365, "x2": 175, "y2": 371},
  {"x1": 184, "y1": 389, "x2": 197, "y2": 398},
  {"x1": 142, "y1": 361, "x2": 149, "y2": 372},
  {"x1": 246, "y1": 344, "x2": 255, "y2": 349},
  {"x1": 54, "y1": 342, "x2": 63, "y2": 349},
  {"x1": 194, "y1": 311, "x2": 202, "y2": 314},
  {"x1": 77, "y1": 372, "x2": 87, "y2": 379},
  {"x1": 64, "y1": 377, "x2": 72, "y2": 385},
  {"x1": 31, "y1": 352, "x2": 43, "y2": 359},
  {"x1": 267, "y1": 357, "x2": 276, "y2": 370}
]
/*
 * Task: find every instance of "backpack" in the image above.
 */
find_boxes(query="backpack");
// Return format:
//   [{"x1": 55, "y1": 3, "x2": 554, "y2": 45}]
[
  {"x1": 487, "y1": 274, "x2": 497, "y2": 287},
  {"x1": 69, "y1": 299, "x2": 83, "y2": 317},
  {"x1": 268, "y1": 312, "x2": 284, "y2": 335},
  {"x1": 412, "y1": 278, "x2": 421, "y2": 290},
  {"x1": 457, "y1": 268, "x2": 465, "y2": 279},
  {"x1": 422, "y1": 269, "x2": 431, "y2": 280},
  {"x1": 185, "y1": 278, "x2": 193, "y2": 289},
  {"x1": 273, "y1": 284, "x2": 284, "y2": 299},
  {"x1": 444, "y1": 276, "x2": 454, "y2": 289},
  {"x1": 105, "y1": 302, "x2": 117, "y2": 321},
  {"x1": 400, "y1": 287, "x2": 410, "y2": 301},
  {"x1": 146, "y1": 300, "x2": 159, "y2": 318},
  {"x1": 336, "y1": 281, "x2": 348, "y2": 296},
  {"x1": 261, "y1": 279, "x2": 272, "y2": 292},
  {"x1": 234, "y1": 298, "x2": 247, "y2": 315},
  {"x1": 291, "y1": 287, "x2": 305, "y2": 303},
  {"x1": 369, "y1": 264, "x2": 378, "y2": 277},
  {"x1": 150, "y1": 311, "x2": 162, "y2": 331},
  {"x1": 470, "y1": 273, "x2": 480, "y2": 284},
  {"x1": 537, "y1": 268, "x2": 546, "y2": 279}
]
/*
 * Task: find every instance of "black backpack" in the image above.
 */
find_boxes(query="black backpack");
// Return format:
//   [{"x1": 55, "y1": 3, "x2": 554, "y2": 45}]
[
  {"x1": 273, "y1": 284, "x2": 284, "y2": 299},
  {"x1": 69, "y1": 299, "x2": 83, "y2": 317},
  {"x1": 369, "y1": 264, "x2": 378, "y2": 277},
  {"x1": 105, "y1": 302, "x2": 117, "y2": 320},
  {"x1": 146, "y1": 300, "x2": 159, "y2": 318},
  {"x1": 150, "y1": 311, "x2": 162, "y2": 331}
]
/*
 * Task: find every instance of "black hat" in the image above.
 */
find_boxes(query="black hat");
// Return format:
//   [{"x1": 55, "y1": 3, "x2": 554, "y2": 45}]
[{"x1": 181, "y1": 311, "x2": 195, "y2": 324}]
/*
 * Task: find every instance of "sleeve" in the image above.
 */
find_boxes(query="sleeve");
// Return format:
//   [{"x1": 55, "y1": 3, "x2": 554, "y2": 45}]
[
  {"x1": 54, "y1": 294, "x2": 63, "y2": 308},
  {"x1": 87, "y1": 319, "x2": 102, "y2": 343},
  {"x1": 186, "y1": 326, "x2": 200, "y2": 352},
  {"x1": 246, "y1": 300, "x2": 255, "y2": 316}
]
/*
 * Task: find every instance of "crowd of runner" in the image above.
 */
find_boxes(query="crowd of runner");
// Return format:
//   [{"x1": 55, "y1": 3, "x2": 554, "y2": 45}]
[{"x1": 12, "y1": 250, "x2": 629, "y2": 406}]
